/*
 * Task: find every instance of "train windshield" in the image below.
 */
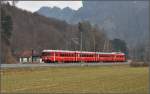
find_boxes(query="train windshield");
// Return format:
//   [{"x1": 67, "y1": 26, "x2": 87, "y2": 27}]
[{"x1": 42, "y1": 52, "x2": 50, "y2": 56}]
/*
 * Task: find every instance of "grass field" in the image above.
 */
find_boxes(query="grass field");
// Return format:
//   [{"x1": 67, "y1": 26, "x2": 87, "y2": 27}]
[{"x1": 1, "y1": 65, "x2": 148, "y2": 94}]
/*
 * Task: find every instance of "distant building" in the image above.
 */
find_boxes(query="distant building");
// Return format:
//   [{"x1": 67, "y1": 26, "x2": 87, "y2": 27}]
[{"x1": 15, "y1": 50, "x2": 43, "y2": 63}]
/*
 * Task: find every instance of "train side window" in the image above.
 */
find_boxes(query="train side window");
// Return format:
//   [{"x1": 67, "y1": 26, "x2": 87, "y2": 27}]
[
  {"x1": 81, "y1": 54, "x2": 83, "y2": 57},
  {"x1": 73, "y1": 54, "x2": 75, "y2": 57},
  {"x1": 86, "y1": 54, "x2": 88, "y2": 57},
  {"x1": 72, "y1": 54, "x2": 74, "y2": 57},
  {"x1": 80, "y1": 54, "x2": 86, "y2": 57},
  {"x1": 87, "y1": 54, "x2": 89, "y2": 57},
  {"x1": 85, "y1": 54, "x2": 87, "y2": 57},
  {"x1": 56, "y1": 53, "x2": 59, "y2": 56}
]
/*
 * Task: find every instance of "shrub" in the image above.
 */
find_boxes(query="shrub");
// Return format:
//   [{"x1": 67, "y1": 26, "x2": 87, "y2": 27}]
[{"x1": 129, "y1": 61, "x2": 149, "y2": 67}]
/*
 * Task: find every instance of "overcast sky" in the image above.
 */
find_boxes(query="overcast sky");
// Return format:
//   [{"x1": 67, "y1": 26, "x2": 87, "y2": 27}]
[{"x1": 13, "y1": 1, "x2": 82, "y2": 12}]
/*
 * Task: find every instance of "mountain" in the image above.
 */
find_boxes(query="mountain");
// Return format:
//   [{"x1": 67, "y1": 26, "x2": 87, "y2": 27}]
[
  {"x1": 37, "y1": 6, "x2": 76, "y2": 23},
  {"x1": 36, "y1": 1, "x2": 149, "y2": 48},
  {"x1": 76, "y1": 1, "x2": 149, "y2": 47}
]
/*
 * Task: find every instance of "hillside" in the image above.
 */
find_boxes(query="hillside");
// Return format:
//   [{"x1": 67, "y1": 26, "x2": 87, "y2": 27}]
[
  {"x1": 36, "y1": 1, "x2": 149, "y2": 48},
  {"x1": 1, "y1": 3, "x2": 107, "y2": 63},
  {"x1": 2, "y1": 4, "x2": 78, "y2": 51}
]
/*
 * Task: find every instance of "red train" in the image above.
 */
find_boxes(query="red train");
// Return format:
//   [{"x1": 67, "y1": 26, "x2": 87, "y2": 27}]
[{"x1": 41, "y1": 50, "x2": 126, "y2": 63}]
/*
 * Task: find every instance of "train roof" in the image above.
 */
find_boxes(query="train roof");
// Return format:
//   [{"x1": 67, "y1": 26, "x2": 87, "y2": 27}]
[
  {"x1": 42, "y1": 50, "x2": 94, "y2": 53},
  {"x1": 96, "y1": 52, "x2": 125, "y2": 55},
  {"x1": 42, "y1": 50, "x2": 125, "y2": 55},
  {"x1": 42, "y1": 50, "x2": 77, "y2": 53}
]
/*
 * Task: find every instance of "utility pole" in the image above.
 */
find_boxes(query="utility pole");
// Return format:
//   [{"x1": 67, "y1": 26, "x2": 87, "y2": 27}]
[
  {"x1": 31, "y1": 49, "x2": 33, "y2": 63},
  {"x1": 93, "y1": 35, "x2": 95, "y2": 52},
  {"x1": 78, "y1": 22, "x2": 83, "y2": 52},
  {"x1": 71, "y1": 38, "x2": 79, "y2": 51},
  {"x1": 91, "y1": 31, "x2": 96, "y2": 52},
  {"x1": 78, "y1": 22, "x2": 83, "y2": 64},
  {"x1": 80, "y1": 26, "x2": 83, "y2": 64},
  {"x1": 103, "y1": 40, "x2": 109, "y2": 52},
  {"x1": 92, "y1": 33, "x2": 96, "y2": 62},
  {"x1": 106, "y1": 40, "x2": 108, "y2": 52},
  {"x1": 80, "y1": 31, "x2": 82, "y2": 52},
  {"x1": 103, "y1": 40, "x2": 106, "y2": 52}
]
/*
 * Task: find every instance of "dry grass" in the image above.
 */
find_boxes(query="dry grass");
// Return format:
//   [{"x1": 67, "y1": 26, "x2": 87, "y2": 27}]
[
  {"x1": 1, "y1": 65, "x2": 148, "y2": 94},
  {"x1": 130, "y1": 61, "x2": 149, "y2": 67}
]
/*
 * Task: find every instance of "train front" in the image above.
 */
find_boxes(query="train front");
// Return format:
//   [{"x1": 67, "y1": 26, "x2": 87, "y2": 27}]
[{"x1": 41, "y1": 50, "x2": 53, "y2": 63}]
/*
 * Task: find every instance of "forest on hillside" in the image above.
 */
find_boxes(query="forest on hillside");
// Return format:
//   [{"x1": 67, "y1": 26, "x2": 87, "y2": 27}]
[
  {"x1": 3, "y1": 3, "x2": 149, "y2": 64},
  {"x1": 1, "y1": 3, "x2": 128, "y2": 63}
]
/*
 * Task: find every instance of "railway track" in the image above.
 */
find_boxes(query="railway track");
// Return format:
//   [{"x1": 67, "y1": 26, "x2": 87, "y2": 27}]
[{"x1": 1, "y1": 62, "x2": 129, "y2": 68}]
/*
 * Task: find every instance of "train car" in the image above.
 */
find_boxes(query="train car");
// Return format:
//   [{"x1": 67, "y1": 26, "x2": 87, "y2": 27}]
[
  {"x1": 41, "y1": 50, "x2": 75, "y2": 63},
  {"x1": 96, "y1": 52, "x2": 126, "y2": 62},
  {"x1": 79, "y1": 51, "x2": 96, "y2": 62},
  {"x1": 41, "y1": 50, "x2": 126, "y2": 63}
]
